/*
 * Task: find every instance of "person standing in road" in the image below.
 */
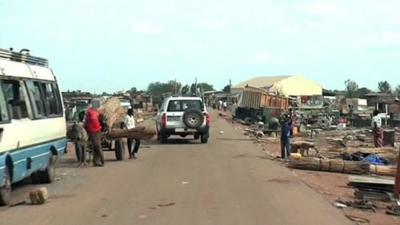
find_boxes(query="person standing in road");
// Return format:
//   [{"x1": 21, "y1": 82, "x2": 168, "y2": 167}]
[
  {"x1": 124, "y1": 108, "x2": 141, "y2": 159},
  {"x1": 372, "y1": 109, "x2": 384, "y2": 147},
  {"x1": 280, "y1": 115, "x2": 293, "y2": 159},
  {"x1": 69, "y1": 121, "x2": 88, "y2": 167},
  {"x1": 222, "y1": 101, "x2": 228, "y2": 112},
  {"x1": 85, "y1": 99, "x2": 105, "y2": 167}
]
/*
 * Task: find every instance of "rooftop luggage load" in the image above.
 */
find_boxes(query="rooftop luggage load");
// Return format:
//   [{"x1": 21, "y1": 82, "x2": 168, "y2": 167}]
[{"x1": 0, "y1": 48, "x2": 48, "y2": 67}]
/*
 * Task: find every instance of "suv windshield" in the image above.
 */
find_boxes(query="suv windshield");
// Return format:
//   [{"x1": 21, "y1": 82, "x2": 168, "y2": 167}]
[{"x1": 167, "y1": 100, "x2": 202, "y2": 112}]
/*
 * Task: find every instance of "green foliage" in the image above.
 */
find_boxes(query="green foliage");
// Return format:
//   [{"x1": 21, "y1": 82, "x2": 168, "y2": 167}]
[
  {"x1": 190, "y1": 83, "x2": 197, "y2": 94},
  {"x1": 395, "y1": 85, "x2": 400, "y2": 96},
  {"x1": 147, "y1": 80, "x2": 182, "y2": 96},
  {"x1": 344, "y1": 79, "x2": 359, "y2": 98},
  {"x1": 197, "y1": 83, "x2": 214, "y2": 92},
  {"x1": 181, "y1": 85, "x2": 190, "y2": 95},
  {"x1": 378, "y1": 81, "x2": 391, "y2": 93},
  {"x1": 356, "y1": 87, "x2": 371, "y2": 98},
  {"x1": 222, "y1": 84, "x2": 231, "y2": 93},
  {"x1": 129, "y1": 87, "x2": 137, "y2": 94}
]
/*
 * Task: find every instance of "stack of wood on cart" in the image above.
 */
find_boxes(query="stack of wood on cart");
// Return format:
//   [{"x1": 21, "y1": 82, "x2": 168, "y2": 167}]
[
  {"x1": 99, "y1": 97, "x2": 155, "y2": 140},
  {"x1": 108, "y1": 127, "x2": 156, "y2": 140}
]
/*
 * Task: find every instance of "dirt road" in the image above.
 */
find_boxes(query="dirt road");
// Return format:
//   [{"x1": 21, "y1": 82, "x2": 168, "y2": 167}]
[{"x1": 0, "y1": 112, "x2": 353, "y2": 225}]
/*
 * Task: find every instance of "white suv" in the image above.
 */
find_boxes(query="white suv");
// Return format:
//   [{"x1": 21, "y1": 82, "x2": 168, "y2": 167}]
[{"x1": 156, "y1": 96, "x2": 210, "y2": 144}]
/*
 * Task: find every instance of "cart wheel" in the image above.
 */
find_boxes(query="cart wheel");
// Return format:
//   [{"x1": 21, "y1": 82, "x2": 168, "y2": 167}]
[{"x1": 115, "y1": 139, "x2": 126, "y2": 161}]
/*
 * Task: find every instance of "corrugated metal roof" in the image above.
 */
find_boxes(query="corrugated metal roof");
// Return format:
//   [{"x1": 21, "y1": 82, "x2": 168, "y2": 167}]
[{"x1": 233, "y1": 75, "x2": 291, "y2": 89}]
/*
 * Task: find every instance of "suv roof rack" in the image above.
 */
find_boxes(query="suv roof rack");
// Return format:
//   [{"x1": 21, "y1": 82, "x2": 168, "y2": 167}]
[{"x1": 0, "y1": 48, "x2": 49, "y2": 67}]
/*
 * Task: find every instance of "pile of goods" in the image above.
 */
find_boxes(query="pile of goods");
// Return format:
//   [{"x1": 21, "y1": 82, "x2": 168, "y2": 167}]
[
  {"x1": 99, "y1": 97, "x2": 155, "y2": 140},
  {"x1": 99, "y1": 97, "x2": 126, "y2": 129}
]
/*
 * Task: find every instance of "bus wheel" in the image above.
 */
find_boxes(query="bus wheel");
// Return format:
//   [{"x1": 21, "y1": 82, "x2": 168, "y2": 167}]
[
  {"x1": 37, "y1": 155, "x2": 56, "y2": 183},
  {"x1": 0, "y1": 167, "x2": 12, "y2": 206}
]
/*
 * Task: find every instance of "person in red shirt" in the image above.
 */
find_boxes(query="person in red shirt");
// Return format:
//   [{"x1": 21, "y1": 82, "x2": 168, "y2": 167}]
[{"x1": 84, "y1": 99, "x2": 105, "y2": 167}]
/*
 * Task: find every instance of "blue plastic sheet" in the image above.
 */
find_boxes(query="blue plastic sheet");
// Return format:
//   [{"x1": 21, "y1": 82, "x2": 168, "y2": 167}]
[{"x1": 362, "y1": 154, "x2": 386, "y2": 165}]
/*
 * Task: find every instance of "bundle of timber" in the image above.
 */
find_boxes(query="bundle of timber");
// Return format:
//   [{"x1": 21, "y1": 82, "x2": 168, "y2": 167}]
[
  {"x1": 369, "y1": 165, "x2": 397, "y2": 176},
  {"x1": 107, "y1": 127, "x2": 156, "y2": 140},
  {"x1": 99, "y1": 97, "x2": 126, "y2": 129},
  {"x1": 344, "y1": 147, "x2": 396, "y2": 155},
  {"x1": 289, "y1": 157, "x2": 370, "y2": 174}
]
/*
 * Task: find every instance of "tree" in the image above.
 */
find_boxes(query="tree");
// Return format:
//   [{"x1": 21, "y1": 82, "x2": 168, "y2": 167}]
[
  {"x1": 344, "y1": 79, "x2": 359, "y2": 98},
  {"x1": 129, "y1": 87, "x2": 137, "y2": 94},
  {"x1": 181, "y1": 85, "x2": 190, "y2": 95},
  {"x1": 127, "y1": 87, "x2": 138, "y2": 97},
  {"x1": 395, "y1": 85, "x2": 400, "y2": 97},
  {"x1": 197, "y1": 83, "x2": 214, "y2": 92},
  {"x1": 147, "y1": 80, "x2": 182, "y2": 96},
  {"x1": 222, "y1": 84, "x2": 231, "y2": 93},
  {"x1": 378, "y1": 81, "x2": 391, "y2": 93},
  {"x1": 355, "y1": 87, "x2": 371, "y2": 98},
  {"x1": 190, "y1": 83, "x2": 197, "y2": 94}
]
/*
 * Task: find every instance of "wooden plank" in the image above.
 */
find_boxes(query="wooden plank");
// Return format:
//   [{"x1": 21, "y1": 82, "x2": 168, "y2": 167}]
[
  {"x1": 348, "y1": 175, "x2": 394, "y2": 185},
  {"x1": 261, "y1": 95, "x2": 266, "y2": 108}
]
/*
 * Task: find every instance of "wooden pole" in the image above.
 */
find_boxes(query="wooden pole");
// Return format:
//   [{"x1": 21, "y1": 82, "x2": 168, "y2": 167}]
[{"x1": 394, "y1": 147, "x2": 400, "y2": 198}]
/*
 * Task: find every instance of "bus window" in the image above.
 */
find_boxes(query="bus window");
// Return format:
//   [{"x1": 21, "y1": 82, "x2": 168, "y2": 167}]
[
  {"x1": 0, "y1": 83, "x2": 10, "y2": 122},
  {"x1": 42, "y1": 82, "x2": 62, "y2": 116},
  {"x1": 51, "y1": 83, "x2": 63, "y2": 115},
  {"x1": 26, "y1": 81, "x2": 46, "y2": 118},
  {"x1": 2, "y1": 80, "x2": 29, "y2": 119}
]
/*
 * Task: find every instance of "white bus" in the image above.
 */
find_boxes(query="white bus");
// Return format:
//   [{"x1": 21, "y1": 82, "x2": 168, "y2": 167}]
[{"x1": 0, "y1": 48, "x2": 67, "y2": 205}]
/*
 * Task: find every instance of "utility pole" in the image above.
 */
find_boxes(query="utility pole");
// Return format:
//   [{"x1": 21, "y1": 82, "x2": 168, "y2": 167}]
[
  {"x1": 174, "y1": 78, "x2": 177, "y2": 95},
  {"x1": 195, "y1": 77, "x2": 198, "y2": 94}
]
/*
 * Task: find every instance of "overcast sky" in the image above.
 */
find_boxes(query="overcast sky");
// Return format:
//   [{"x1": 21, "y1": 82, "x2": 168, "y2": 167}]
[{"x1": 1, "y1": 0, "x2": 399, "y2": 93}]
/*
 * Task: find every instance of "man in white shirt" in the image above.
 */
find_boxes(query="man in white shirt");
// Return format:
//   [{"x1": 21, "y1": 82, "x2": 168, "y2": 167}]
[
  {"x1": 371, "y1": 110, "x2": 383, "y2": 147},
  {"x1": 218, "y1": 100, "x2": 223, "y2": 110},
  {"x1": 124, "y1": 108, "x2": 141, "y2": 158},
  {"x1": 222, "y1": 101, "x2": 228, "y2": 112}
]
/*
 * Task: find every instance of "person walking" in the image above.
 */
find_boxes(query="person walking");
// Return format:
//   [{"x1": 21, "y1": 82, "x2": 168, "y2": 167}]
[
  {"x1": 69, "y1": 122, "x2": 88, "y2": 167},
  {"x1": 124, "y1": 108, "x2": 141, "y2": 159},
  {"x1": 222, "y1": 101, "x2": 228, "y2": 112},
  {"x1": 372, "y1": 110, "x2": 384, "y2": 147},
  {"x1": 280, "y1": 115, "x2": 293, "y2": 159},
  {"x1": 85, "y1": 99, "x2": 105, "y2": 167}
]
